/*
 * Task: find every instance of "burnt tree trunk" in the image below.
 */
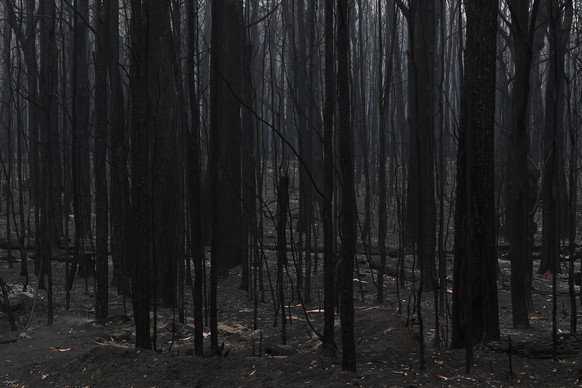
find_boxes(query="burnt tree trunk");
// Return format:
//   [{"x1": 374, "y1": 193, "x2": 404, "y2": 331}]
[
  {"x1": 94, "y1": 0, "x2": 109, "y2": 320},
  {"x1": 129, "y1": 0, "x2": 152, "y2": 349},
  {"x1": 322, "y1": 0, "x2": 336, "y2": 357},
  {"x1": 38, "y1": 0, "x2": 59, "y2": 325},
  {"x1": 209, "y1": 0, "x2": 244, "y2": 353},
  {"x1": 404, "y1": 0, "x2": 437, "y2": 292},
  {"x1": 337, "y1": 0, "x2": 357, "y2": 372},
  {"x1": 276, "y1": 176, "x2": 289, "y2": 345},
  {"x1": 451, "y1": 0, "x2": 500, "y2": 368},
  {"x1": 107, "y1": 0, "x2": 131, "y2": 297},
  {"x1": 186, "y1": 0, "x2": 204, "y2": 356},
  {"x1": 507, "y1": 0, "x2": 540, "y2": 329}
]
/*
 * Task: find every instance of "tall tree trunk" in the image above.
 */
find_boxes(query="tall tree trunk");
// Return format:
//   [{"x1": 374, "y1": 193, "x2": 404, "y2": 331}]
[
  {"x1": 2, "y1": 14, "x2": 13, "y2": 269},
  {"x1": 209, "y1": 0, "x2": 244, "y2": 353},
  {"x1": 129, "y1": 0, "x2": 152, "y2": 349},
  {"x1": 404, "y1": 0, "x2": 437, "y2": 292},
  {"x1": 71, "y1": 0, "x2": 92, "y2": 248},
  {"x1": 542, "y1": 0, "x2": 573, "y2": 360},
  {"x1": 187, "y1": 0, "x2": 204, "y2": 357},
  {"x1": 38, "y1": 0, "x2": 58, "y2": 325},
  {"x1": 277, "y1": 176, "x2": 289, "y2": 345},
  {"x1": 68, "y1": 0, "x2": 92, "y2": 290},
  {"x1": 376, "y1": 0, "x2": 387, "y2": 304},
  {"x1": 539, "y1": 0, "x2": 572, "y2": 275},
  {"x1": 94, "y1": 0, "x2": 109, "y2": 320},
  {"x1": 149, "y1": 0, "x2": 183, "y2": 308},
  {"x1": 322, "y1": 0, "x2": 336, "y2": 357},
  {"x1": 451, "y1": 0, "x2": 500, "y2": 369},
  {"x1": 377, "y1": 0, "x2": 396, "y2": 304},
  {"x1": 211, "y1": 1, "x2": 244, "y2": 277},
  {"x1": 240, "y1": 0, "x2": 259, "y2": 292},
  {"x1": 106, "y1": 0, "x2": 130, "y2": 298},
  {"x1": 337, "y1": 0, "x2": 356, "y2": 372},
  {"x1": 6, "y1": 0, "x2": 42, "y2": 279},
  {"x1": 507, "y1": 0, "x2": 540, "y2": 329}
]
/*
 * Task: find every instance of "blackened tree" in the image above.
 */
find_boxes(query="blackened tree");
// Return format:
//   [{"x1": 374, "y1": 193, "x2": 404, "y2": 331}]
[
  {"x1": 506, "y1": 0, "x2": 540, "y2": 330},
  {"x1": 337, "y1": 0, "x2": 357, "y2": 372},
  {"x1": 451, "y1": 0, "x2": 500, "y2": 371},
  {"x1": 186, "y1": 0, "x2": 205, "y2": 357},
  {"x1": 94, "y1": 0, "x2": 109, "y2": 320},
  {"x1": 322, "y1": 0, "x2": 336, "y2": 357},
  {"x1": 209, "y1": 0, "x2": 244, "y2": 353}
]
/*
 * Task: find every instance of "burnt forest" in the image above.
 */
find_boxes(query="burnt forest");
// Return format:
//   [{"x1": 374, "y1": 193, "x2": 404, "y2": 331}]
[{"x1": 1, "y1": 0, "x2": 582, "y2": 387}]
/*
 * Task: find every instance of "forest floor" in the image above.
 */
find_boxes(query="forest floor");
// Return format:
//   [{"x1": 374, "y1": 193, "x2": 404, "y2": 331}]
[{"x1": 1, "y1": 246, "x2": 582, "y2": 387}]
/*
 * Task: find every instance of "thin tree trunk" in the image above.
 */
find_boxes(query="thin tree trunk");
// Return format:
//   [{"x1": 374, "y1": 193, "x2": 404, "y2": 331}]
[
  {"x1": 277, "y1": 176, "x2": 289, "y2": 345},
  {"x1": 106, "y1": 0, "x2": 130, "y2": 298},
  {"x1": 337, "y1": 0, "x2": 356, "y2": 372},
  {"x1": 507, "y1": 0, "x2": 540, "y2": 329},
  {"x1": 322, "y1": 0, "x2": 336, "y2": 357},
  {"x1": 94, "y1": 0, "x2": 109, "y2": 320},
  {"x1": 187, "y1": 0, "x2": 204, "y2": 356},
  {"x1": 2, "y1": 16, "x2": 13, "y2": 269},
  {"x1": 129, "y1": 0, "x2": 152, "y2": 349},
  {"x1": 38, "y1": 0, "x2": 59, "y2": 326}
]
